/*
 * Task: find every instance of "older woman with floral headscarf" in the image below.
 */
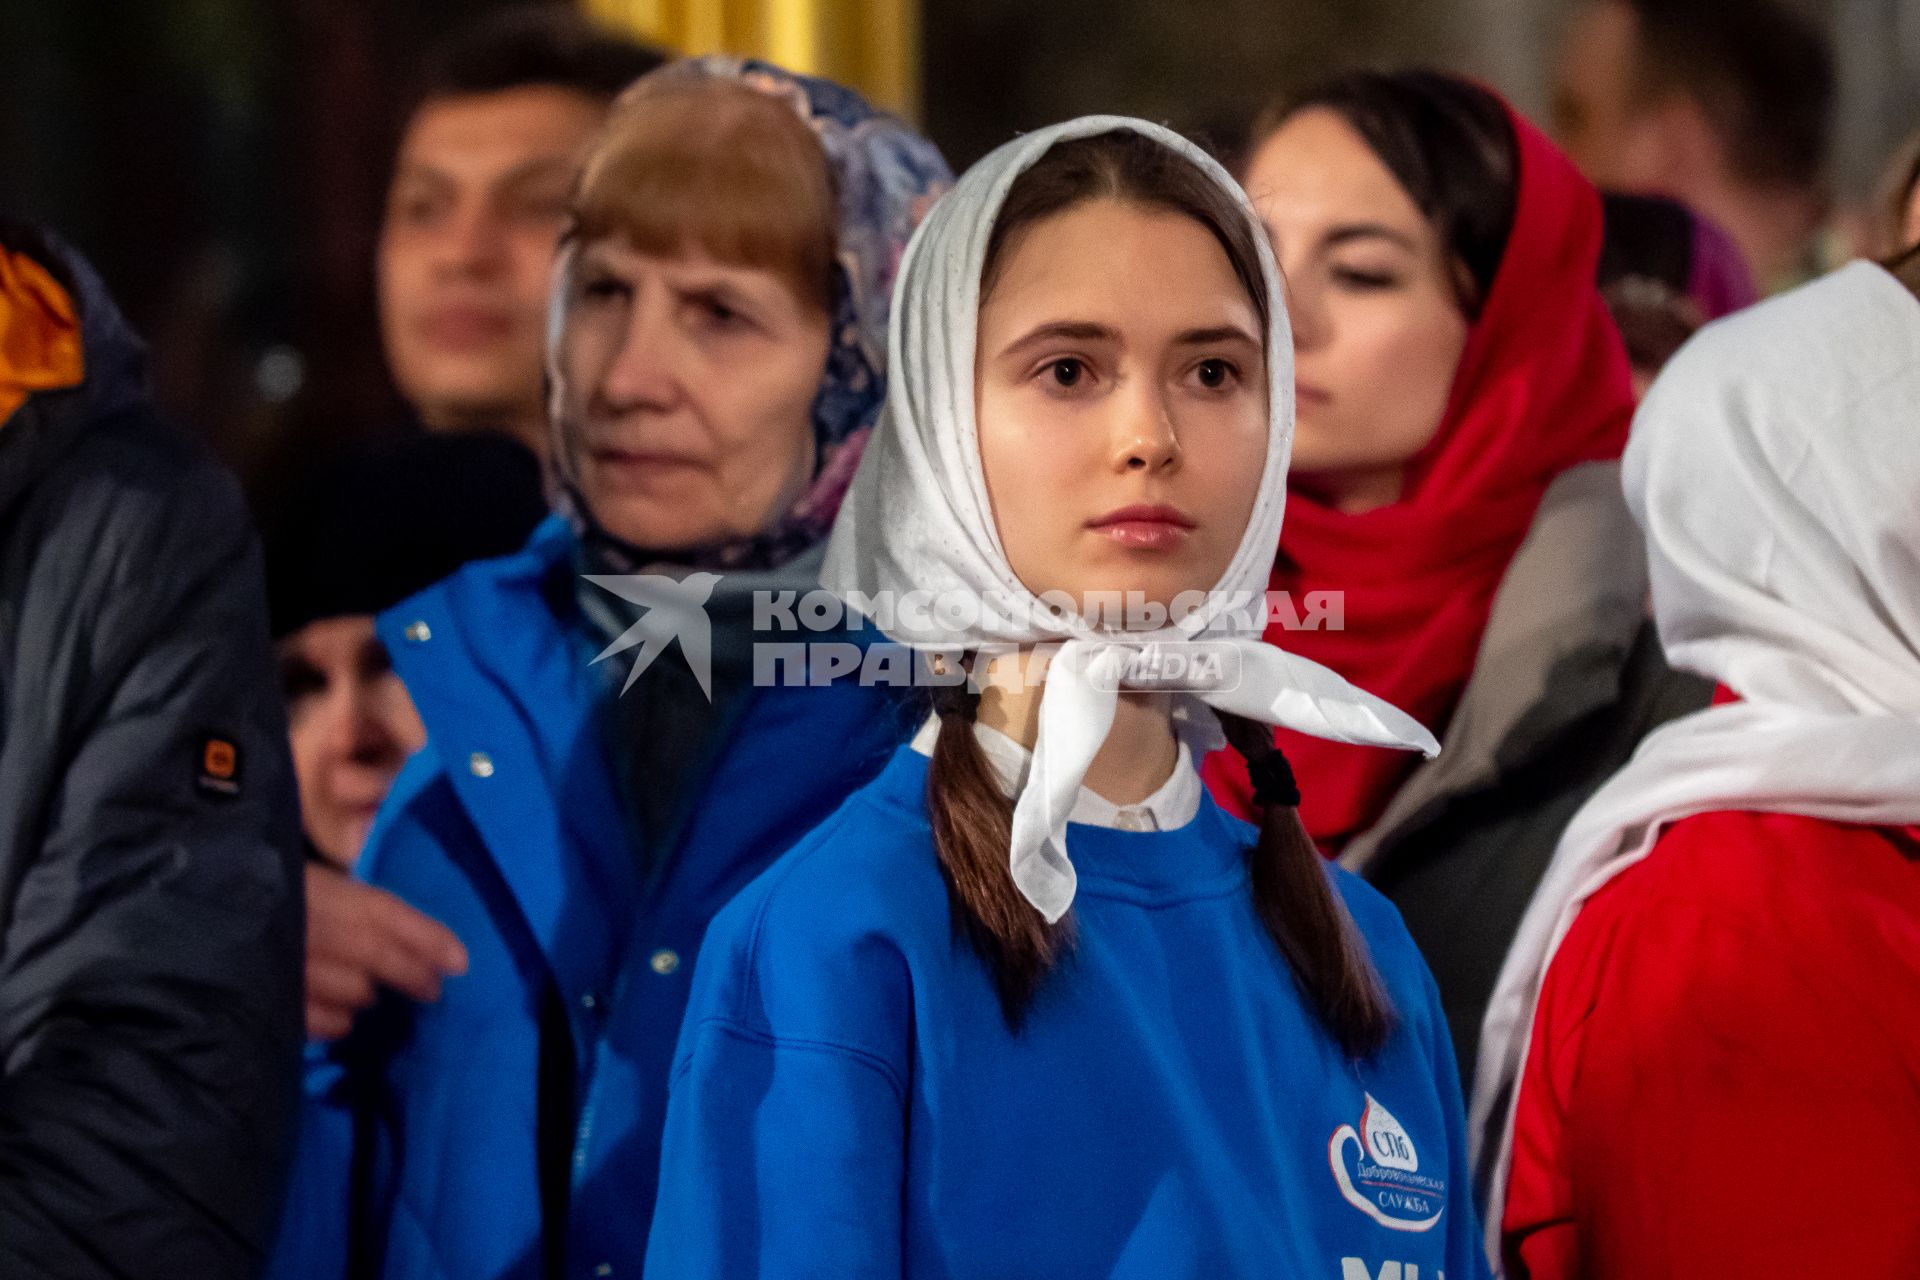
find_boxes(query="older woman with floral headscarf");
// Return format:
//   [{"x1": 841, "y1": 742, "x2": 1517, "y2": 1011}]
[{"x1": 269, "y1": 57, "x2": 949, "y2": 1280}]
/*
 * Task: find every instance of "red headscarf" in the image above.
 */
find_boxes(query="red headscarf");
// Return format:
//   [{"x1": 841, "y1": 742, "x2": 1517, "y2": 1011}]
[{"x1": 1206, "y1": 103, "x2": 1635, "y2": 848}]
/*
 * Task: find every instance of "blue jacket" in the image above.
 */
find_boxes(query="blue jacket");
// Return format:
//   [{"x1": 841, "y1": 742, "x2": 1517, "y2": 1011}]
[{"x1": 273, "y1": 517, "x2": 910, "y2": 1279}]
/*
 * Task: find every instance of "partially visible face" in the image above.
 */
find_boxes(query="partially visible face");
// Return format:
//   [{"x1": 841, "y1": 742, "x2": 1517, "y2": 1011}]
[
  {"x1": 557, "y1": 239, "x2": 831, "y2": 550},
  {"x1": 975, "y1": 198, "x2": 1268, "y2": 619},
  {"x1": 379, "y1": 87, "x2": 607, "y2": 445},
  {"x1": 1242, "y1": 109, "x2": 1470, "y2": 509},
  {"x1": 1551, "y1": 0, "x2": 1653, "y2": 188},
  {"x1": 281, "y1": 616, "x2": 427, "y2": 869}
]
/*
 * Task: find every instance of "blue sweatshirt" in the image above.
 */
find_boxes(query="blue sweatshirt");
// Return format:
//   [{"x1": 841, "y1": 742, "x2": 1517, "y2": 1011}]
[{"x1": 648, "y1": 744, "x2": 1489, "y2": 1279}]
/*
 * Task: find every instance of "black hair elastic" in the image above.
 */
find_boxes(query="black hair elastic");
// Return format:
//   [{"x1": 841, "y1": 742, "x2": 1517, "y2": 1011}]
[
  {"x1": 931, "y1": 681, "x2": 982, "y2": 721},
  {"x1": 1247, "y1": 748, "x2": 1302, "y2": 809}
]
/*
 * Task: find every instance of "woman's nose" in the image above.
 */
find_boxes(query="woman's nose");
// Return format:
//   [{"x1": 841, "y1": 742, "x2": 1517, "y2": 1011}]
[
  {"x1": 317, "y1": 680, "x2": 401, "y2": 766},
  {"x1": 1286, "y1": 271, "x2": 1329, "y2": 352},
  {"x1": 1112, "y1": 384, "x2": 1181, "y2": 473},
  {"x1": 599, "y1": 299, "x2": 681, "y2": 412}
]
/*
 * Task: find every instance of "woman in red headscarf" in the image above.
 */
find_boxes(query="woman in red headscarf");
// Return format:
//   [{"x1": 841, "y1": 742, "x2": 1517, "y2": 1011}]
[{"x1": 1212, "y1": 70, "x2": 1709, "y2": 1089}]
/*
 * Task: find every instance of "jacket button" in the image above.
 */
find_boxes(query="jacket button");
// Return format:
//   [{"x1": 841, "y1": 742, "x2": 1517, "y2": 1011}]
[
  {"x1": 404, "y1": 620, "x2": 432, "y2": 643},
  {"x1": 650, "y1": 949, "x2": 680, "y2": 975},
  {"x1": 579, "y1": 992, "x2": 597, "y2": 1011},
  {"x1": 593, "y1": 1266, "x2": 613, "y2": 1278},
  {"x1": 468, "y1": 752, "x2": 495, "y2": 778}
]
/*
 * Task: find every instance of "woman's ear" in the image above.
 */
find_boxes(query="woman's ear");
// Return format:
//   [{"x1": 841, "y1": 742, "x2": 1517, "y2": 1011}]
[{"x1": 1448, "y1": 255, "x2": 1484, "y2": 316}]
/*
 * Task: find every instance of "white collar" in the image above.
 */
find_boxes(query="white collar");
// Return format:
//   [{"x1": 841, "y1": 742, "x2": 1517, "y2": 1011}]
[{"x1": 910, "y1": 714, "x2": 1202, "y2": 833}]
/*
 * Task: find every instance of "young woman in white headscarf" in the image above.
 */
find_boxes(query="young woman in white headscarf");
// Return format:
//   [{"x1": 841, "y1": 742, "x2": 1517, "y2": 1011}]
[
  {"x1": 645, "y1": 117, "x2": 1491, "y2": 1279},
  {"x1": 1482, "y1": 249, "x2": 1920, "y2": 1276}
]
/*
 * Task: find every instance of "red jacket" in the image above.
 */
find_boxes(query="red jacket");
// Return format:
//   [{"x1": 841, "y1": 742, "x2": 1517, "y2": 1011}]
[{"x1": 1502, "y1": 809, "x2": 1920, "y2": 1277}]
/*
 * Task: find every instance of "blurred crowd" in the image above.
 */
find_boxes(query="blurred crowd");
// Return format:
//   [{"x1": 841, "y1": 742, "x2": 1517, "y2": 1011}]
[{"x1": 0, "y1": 2, "x2": 1915, "y2": 1278}]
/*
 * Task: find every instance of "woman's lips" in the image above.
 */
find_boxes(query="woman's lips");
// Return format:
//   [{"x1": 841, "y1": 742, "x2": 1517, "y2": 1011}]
[
  {"x1": 591, "y1": 448, "x2": 704, "y2": 482},
  {"x1": 1086, "y1": 503, "x2": 1197, "y2": 550}
]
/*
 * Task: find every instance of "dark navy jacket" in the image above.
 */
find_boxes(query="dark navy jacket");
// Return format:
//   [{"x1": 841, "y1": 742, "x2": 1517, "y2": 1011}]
[
  {"x1": 0, "y1": 223, "x2": 302, "y2": 1279},
  {"x1": 273, "y1": 516, "x2": 908, "y2": 1279}
]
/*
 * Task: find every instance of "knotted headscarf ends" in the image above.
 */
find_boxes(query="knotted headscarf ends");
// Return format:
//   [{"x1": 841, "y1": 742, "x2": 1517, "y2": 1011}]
[{"x1": 821, "y1": 116, "x2": 1439, "y2": 924}]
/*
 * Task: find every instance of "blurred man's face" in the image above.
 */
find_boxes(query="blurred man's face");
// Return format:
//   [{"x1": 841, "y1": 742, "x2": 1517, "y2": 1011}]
[
  {"x1": 378, "y1": 86, "x2": 606, "y2": 450},
  {"x1": 1552, "y1": 0, "x2": 1648, "y2": 188}
]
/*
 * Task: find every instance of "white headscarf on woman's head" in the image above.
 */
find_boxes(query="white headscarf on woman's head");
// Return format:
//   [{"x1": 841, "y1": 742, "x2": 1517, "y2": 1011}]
[
  {"x1": 821, "y1": 115, "x2": 1439, "y2": 924},
  {"x1": 1472, "y1": 260, "x2": 1920, "y2": 1252}
]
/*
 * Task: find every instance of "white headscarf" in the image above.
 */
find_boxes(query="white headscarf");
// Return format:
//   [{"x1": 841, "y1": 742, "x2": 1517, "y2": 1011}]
[
  {"x1": 1473, "y1": 260, "x2": 1920, "y2": 1253},
  {"x1": 820, "y1": 115, "x2": 1439, "y2": 923}
]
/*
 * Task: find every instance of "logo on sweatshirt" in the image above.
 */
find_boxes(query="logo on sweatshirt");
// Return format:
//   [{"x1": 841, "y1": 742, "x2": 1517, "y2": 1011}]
[{"x1": 1328, "y1": 1094, "x2": 1445, "y2": 1232}]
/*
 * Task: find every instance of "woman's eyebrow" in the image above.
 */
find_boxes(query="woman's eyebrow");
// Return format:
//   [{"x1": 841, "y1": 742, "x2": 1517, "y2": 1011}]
[
  {"x1": 997, "y1": 320, "x2": 1119, "y2": 358},
  {"x1": 1324, "y1": 222, "x2": 1417, "y2": 250},
  {"x1": 664, "y1": 270, "x2": 758, "y2": 300},
  {"x1": 1172, "y1": 325, "x2": 1261, "y2": 347}
]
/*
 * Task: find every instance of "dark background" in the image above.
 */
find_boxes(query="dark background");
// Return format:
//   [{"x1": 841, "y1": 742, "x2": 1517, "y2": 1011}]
[{"x1": 1, "y1": 0, "x2": 1911, "y2": 489}]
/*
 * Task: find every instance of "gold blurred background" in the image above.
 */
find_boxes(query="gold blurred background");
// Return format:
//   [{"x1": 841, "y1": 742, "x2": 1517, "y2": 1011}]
[{"x1": 583, "y1": 0, "x2": 919, "y2": 116}]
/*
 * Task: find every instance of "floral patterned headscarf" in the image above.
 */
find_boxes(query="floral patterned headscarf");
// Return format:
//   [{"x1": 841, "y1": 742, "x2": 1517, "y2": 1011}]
[{"x1": 550, "y1": 55, "x2": 952, "y2": 572}]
